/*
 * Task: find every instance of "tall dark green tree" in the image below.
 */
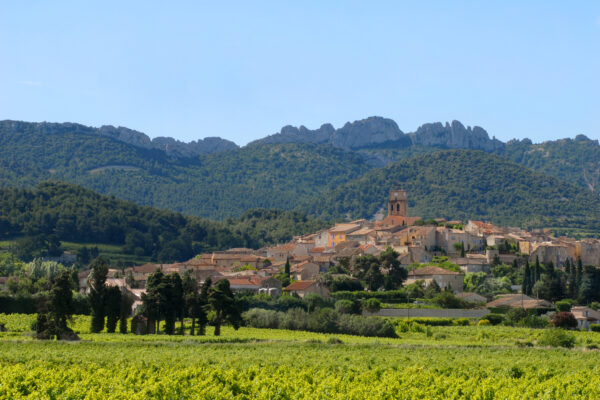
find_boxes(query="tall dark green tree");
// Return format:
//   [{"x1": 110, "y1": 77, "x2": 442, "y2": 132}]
[
  {"x1": 208, "y1": 279, "x2": 241, "y2": 336},
  {"x1": 533, "y1": 256, "x2": 541, "y2": 284},
  {"x1": 182, "y1": 270, "x2": 198, "y2": 335},
  {"x1": 380, "y1": 247, "x2": 407, "y2": 290},
  {"x1": 576, "y1": 257, "x2": 583, "y2": 289},
  {"x1": 143, "y1": 269, "x2": 167, "y2": 334},
  {"x1": 566, "y1": 258, "x2": 577, "y2": 300},
  {"x1": 578, "y1": 265, "x2": 596, "y2": 304},
  {"x1": 364, "y1": 264, "x2": 385, "y2": 291},
  {"x1": 36, "y1": 270, "x2": 77, "y2": 340},
  {"x1": 88, "y1": 257, "x2": 108, "y2": 333},
  {"x1": 104, "y1": 285, "x2": 122, "y2": 333},
  {"x1": 169, "y1": 273, "x2": 185, "y2": 334},
  {"x1": 522, "y1": 260, "x2": 532, "y2": 296},
  {"x1": 197, "y1": 278, "x2": 211, "y2": 335},
  {"x1": 119, "y1": 292, "x2": 134, "y2": 334}
]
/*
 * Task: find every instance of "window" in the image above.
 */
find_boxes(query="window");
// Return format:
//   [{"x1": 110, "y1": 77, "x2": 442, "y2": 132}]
[{"x1": 396, "y1": 204, "x2": 400, "y2": 212}]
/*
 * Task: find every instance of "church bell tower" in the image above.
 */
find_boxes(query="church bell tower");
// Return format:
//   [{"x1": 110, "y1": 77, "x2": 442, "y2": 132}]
[{"x1": 388, "y1": 189, "x2": 407, "y2": 217}]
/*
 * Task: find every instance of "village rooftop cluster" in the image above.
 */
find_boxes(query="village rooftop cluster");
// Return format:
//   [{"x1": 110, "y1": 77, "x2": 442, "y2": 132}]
[{"x1": 73, "y1": 189, "x2": 600, "y2": 328}]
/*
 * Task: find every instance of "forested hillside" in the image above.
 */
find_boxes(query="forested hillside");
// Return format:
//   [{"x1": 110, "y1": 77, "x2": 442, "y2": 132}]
[
  {"x1": 0, "y1": 182, "x2": 326, "y2": 262},
  {"x1": 304, "y1": 150, "x2": 600, "y2": 237},
  {"x1": 1, "y1": 119, "x2": 600, "y2": 230},
  {"x1": 502, "y1": 136, "x2": 600, "y2": 193},
  {"x1": 0, "y1": 121, "x2": 371, "y2": 219}
]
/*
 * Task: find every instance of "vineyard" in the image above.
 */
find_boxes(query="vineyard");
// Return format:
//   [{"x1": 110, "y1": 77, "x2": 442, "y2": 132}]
[{"x1": 1, "y1": 314, "x2": 600, "y2": 399}]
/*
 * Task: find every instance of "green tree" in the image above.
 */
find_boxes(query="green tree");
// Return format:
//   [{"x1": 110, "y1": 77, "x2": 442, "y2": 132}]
[
  {"x1": 522, "y1": 261, "x2": 532, "y2": 296},
  {"x1": 119, "y1": 292, "x2": 134, "y2": 334},
  {"x1": 169, "y1": 273, "x2": 185, "y2": 334},
  {"x1": 364, "y1": 264, "x2": 384, "y2": 291},
  {"x1": 143, "y1": 269, "x2": 167, "y2": 334},
  {"x1": 88, "y1": 257, "x2": 108, "y2": 333},
  {"x1": 424, "y1": 279, "x2": 441, "y2": 298},
  {"x1": 36, "y1": 270, "x2": 77, "y2": 340},
  {"x1": 208, "y1": 279, "x2": 241, "y2": 336},
  {"x1": 578, "y1": 265, "x2": 596, "y2": 304},
  {"x1": 197, "y1": 278, "x2": 211, "y2": 335},
  {"x1": 104, "y1": 285, "x2": 122, "y2": 333},
  {"x1": 380, "y1": 247, "x2": 407, "y2": 290},
  {"x1": 533, "y1": 256, "x2": 541, "y2": 284}
]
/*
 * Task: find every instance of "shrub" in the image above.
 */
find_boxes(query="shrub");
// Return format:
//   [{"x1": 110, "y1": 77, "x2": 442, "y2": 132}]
[
  {"x1": 242, "y1": 307, "x2": 397, "y2": 338},
  {"x1": 508, "y1": 365, "x2": 524, "y2": 379},
  {"x1": 431, "y1": 291, "x2": 466, "y2": 309},
  {"x1": 478, "y1": 319, "x2": 490, "y2": 326},
  {"x1": 335, "y1": 300, "x2": 357, "y2": 314},
  {"x1": 304, "y1": 294, "x2": 330, "y2": 312},
  {"x1": 521, "y1": 315, "x2": 549, "y2": 329},
  {"x1": 551, "y1": 312, "x2": 578, "y2": 329},
  {"x1": 538, "y1": 328, "x2": 575, "y2": 348},
  {"x1": 555, "y1": 300, "x2": 572, "y2": 313},
  {"x1": 363, "y1": 298, "x2": 381, "y2": 313},
  {"x1": 453, "y1": 318, "x2": 471, "y2": 326},
  {"x1": 590, "y1": 324, "x2": 600, "y2": 332},
  {"x1": 327, "y1": 337, "x2": 343, "y2": 344},
  {"x1": 484, "y1": 313, "x2": 504, "y2": 325},
  {"x1": 398, "y1": 318, "x2": 453, "y2": 326},
  {"x1": 329, "y1": 278, "x2": 363, "y2": 292},
  {"x1": 504, "y1": 308, "x2": 528, "y2": 326}
]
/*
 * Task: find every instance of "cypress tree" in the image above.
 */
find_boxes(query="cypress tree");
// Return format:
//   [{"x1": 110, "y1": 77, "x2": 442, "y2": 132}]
[
  {"x1": 119, "y1": 292, "x2": 133, "y2": 333},
  {"x1": 534, "y1": 256, "x2": 541, "y2": 283},
  {"x1": 522, "y1": 261, "x2": 532, "y2": 296},
  {"x1": 566, "y1": 258, "x2": 577, "y2": 300},
  {"x1": 284, "y1": 258, "x2": 291, "y2": 279},
  {"x1": 89, "y1": 257, "x2": 108, "y2": 333},
  {"x1": 576, "y1": 257, "x2": 583, "y2": 289},
  {"x1": 197, "y1": 278, "x2": 211, "y2": 335},
  {"x1": 105, "y1": 285, "x2": 121, "y2": 333}
]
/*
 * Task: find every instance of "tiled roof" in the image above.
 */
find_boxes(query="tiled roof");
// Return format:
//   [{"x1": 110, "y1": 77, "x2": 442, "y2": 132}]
[
  {"x1": 285, "y1": 281, "x2": 317, "y2": 291},
  {"x1": 329, "y1": 224, "x2": 360, "y2": 233}
]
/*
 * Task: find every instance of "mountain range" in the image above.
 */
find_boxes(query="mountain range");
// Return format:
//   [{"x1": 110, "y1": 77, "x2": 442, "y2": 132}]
[{"x1": 0, "y1": 116, "x2": 599, "y2": 236}]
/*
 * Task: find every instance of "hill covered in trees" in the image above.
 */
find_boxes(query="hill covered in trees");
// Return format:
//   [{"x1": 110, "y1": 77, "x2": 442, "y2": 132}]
[
  {"x1": 0, "y1": 182, "x2": 327, "y2": 262},
  {"x1": 1, "y1": 119, "x2": 600, "y2": 233},
  {"x1": 305, "y1": 150, "x2": 600, "y2": 237},
  {"x1": 0, "y1": 121, "x2": 371, "y2": 219}
]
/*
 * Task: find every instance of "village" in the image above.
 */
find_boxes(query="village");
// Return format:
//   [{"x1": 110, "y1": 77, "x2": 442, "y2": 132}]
[{"x1": 77, "y1": 189, "x2": 600, "y2": 329}]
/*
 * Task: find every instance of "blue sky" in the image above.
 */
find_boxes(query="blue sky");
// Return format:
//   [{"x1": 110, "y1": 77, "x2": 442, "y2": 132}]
[{"x1": 1, "y1": 1, "x2": 598, "y2": 145}]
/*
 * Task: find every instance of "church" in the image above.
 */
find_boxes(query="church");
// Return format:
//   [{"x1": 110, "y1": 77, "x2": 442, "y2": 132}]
[{"x1": 380, "y1": 188, "x2": 421, "y2": 227}]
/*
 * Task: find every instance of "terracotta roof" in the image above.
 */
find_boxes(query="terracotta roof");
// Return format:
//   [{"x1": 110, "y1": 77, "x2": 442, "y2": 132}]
[
  {"x1": 309, "y1": 247, "x2": 326, "y2": 253},
  {"x1": 380, "y1": 215, "x2": 422, "y2": 226},
  {"x1": 270, "y1": 243, "x2": 296, "y2": 252},
  {"x1": 348, "y1": 227, "x2": 375, "y2": 236},
  {"x1": 132, "y1": 263, "x2": 164, "y2": 274},
  {"x1": 329, "y1": 224, "x2": 360, "y2": 234},
  {"x1": 285, "y1": 281, "x2": 318, "y2": 291},
  {"x1": 486, "y1": 294, "x2": 552, "y2": 309},
  {"x1": 571, "y1": 306, "x2": 600, "y2": 321},
  {"x1": 408, "y1": 266, "x2": 461, "y2": 276},
  {"x1": 240, "y1": 255, "x2": 261, "y2": 262},
  {"x1": 212, "y1": 254, "x2": 243, "y2": 260}
]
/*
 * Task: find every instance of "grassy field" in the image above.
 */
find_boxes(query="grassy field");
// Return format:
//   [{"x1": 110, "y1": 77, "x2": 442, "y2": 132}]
[{"x1": 1, "y1": 314, "x2": 600, "y2": 399}]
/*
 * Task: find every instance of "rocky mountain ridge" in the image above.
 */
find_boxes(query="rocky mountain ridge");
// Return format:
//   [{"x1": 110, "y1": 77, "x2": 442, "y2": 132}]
[{"x1": 250, "y1": 116, "x2": 502, "y2": 152}]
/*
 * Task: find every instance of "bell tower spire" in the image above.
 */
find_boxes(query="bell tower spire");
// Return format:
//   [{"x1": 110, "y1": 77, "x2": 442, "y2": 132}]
[{"x1": 388, "y1": 188, "x2": 407, "y2": 217}]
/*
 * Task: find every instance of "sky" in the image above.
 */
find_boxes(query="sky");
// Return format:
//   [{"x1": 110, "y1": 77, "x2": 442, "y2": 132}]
[{"x1": 0, "y1": 1, "x2": 598, "y2": 146}]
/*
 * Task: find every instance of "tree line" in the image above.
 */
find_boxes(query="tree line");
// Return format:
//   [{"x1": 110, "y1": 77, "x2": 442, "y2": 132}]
[{"x1": 0, "y1": 182, "x2": 326, "y2": 263}]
